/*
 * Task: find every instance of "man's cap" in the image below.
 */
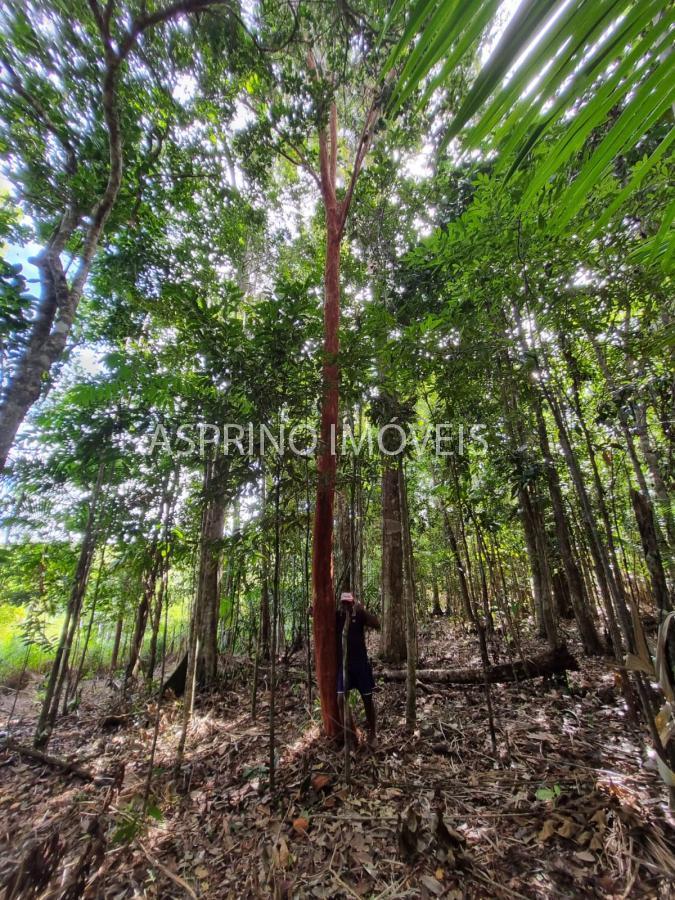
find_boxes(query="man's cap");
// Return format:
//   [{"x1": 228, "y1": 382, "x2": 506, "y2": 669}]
[{"x1": 340, "y1": 591, "x2": 355, "y2": 604}]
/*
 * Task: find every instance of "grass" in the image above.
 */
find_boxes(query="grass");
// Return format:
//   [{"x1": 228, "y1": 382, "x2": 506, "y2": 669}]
[
  {"x1": 0, "y1": 602, "x2": 189, "y2": 687},
  {"x1": 0, "y1": 604, "x2": 61, "y2": 685}
]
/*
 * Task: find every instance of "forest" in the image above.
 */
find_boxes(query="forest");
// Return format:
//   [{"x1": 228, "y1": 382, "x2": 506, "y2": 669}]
[{"x1": 0, "y1": 0, "x2": 673, "y2": 897}]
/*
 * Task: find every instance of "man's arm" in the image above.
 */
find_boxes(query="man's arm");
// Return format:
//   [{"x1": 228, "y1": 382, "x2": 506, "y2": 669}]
[{"x1": 357, "y1": 603, "x2": 381, "y2": 631}]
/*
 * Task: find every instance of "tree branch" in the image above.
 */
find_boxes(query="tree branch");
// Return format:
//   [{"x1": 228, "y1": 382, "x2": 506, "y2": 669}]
[
  {"x1": 329, "y1": 102, "x2": 338, "y2": 190},
  {"x1": 338, "y1": 90, "x2": 383, "y2": 233},
  {"x1": 0, "y1": 56, "x2": 78, "y2": 177},
  {"x1": 307, "y1": 51, "x2": 336, "y2": 209}
]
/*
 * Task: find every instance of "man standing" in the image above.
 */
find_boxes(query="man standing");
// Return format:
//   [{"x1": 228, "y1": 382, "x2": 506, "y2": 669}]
[{"x1": 337, "y1": 591, "x2": 380, "y2": 747}]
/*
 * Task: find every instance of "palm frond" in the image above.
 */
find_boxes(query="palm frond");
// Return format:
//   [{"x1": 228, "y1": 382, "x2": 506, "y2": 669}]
[{"x1": 383, "y1": 0, "x2": 675, "y2": 265}]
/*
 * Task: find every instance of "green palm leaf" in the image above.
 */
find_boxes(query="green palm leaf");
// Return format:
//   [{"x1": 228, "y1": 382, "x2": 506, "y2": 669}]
[{"x1": 382, "y1": 0, "x2": 675, "y2": 259}]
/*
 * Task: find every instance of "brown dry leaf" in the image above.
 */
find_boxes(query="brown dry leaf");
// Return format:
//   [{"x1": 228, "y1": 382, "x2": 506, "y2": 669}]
[
  {"x1": 589, "y1": 833, "x2": 604, "y2": 851},
  {"x1": 273, "y1": 837, "x2": 291, "y2": 869},
  {"x1": 538, "y1": 820, "x2": 556, "y2": 842},
  {"x1": 194, "y1": 865, "x2": 208, "y2": 879},
  {"x1": 420, "y1": 874, "x2": 444, "y2": 895},
  {"x1": 292, "y1": 817, "x2": 309, "y2": 834},
  {"x1": 435, "y1": 813, "x2": 464, "y2": 847},
  {"x1": 575, "y1": 850, "x2": 595, "y2": 864},
  {"x1": 352, "y1": 878, "x2": 373, "y2": 897},
  {"x1": 352, "y1": 851, "x2": 377, "y2": 877},
  {"x1": 399, "y1": 805, "x2": 425, "y2": 859},
  {"x1": 435, "y1": 867, "x2": 445, "y2": 880},
  {"x1": 381, "y1": 788, "x2": 403, "y2": 800},
  {"x1": 311, "y1": 774, "x2": 331, "y2": 792},
  {"x1": 556, "y1": 818, "x2": 577, "y2": 839},
  {"x1": 590, "y1": 809, "x2": 606, "y2": 831}
]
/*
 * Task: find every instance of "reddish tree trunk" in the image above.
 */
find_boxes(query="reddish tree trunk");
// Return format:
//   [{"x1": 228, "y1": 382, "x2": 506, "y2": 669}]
[
  {"x1": 308, "y1": 88, "x2": 377, "y2": 737},
  {"x1": 312, "y1": 218, "x2": 341, "y2": 737}
]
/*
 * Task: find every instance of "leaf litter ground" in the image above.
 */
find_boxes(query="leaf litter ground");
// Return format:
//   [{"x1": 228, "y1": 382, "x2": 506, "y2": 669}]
[{"x1": 1, "y1": 619, "x2": 674, "y2": 898}]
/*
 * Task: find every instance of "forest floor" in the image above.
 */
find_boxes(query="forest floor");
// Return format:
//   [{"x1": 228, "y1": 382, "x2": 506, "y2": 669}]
[{"x1": 1, "y1": 619, "x2": 674, "y2": 899}]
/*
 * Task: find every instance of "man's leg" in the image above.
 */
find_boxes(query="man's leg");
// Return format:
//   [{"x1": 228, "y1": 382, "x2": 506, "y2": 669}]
[{"x1": 362, "y1": 693, "x2": 376, "y2": 746}]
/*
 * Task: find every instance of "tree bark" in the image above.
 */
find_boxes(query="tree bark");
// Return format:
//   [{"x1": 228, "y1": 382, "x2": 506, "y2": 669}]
[
  {"x1": 442, "y1": 508, "x2": 474, "y2": 623},
  {"x1": 308, "y1": 86, "x2": 378, "y2": 737},
  {"x1": 398, "y1": 461, "x2": 417, "y2": 732},
  {"x1": 194, "y1": 459, "x2": 227, "y2": 686},
  {"x1": 534, "y1": 399, "x2": 602, "y2": 654},
  {"x1": 65, "y1": 545, "x2": 107, "y2": 709},
  {"x1": 432, "y1": 573, "x2": 443, "y2": 616},
  {"x1": 146, "y1": 560, "x2": 169, "y2": 682},
  {"x1": 312, "y1": 217, "x2": 341, "y2": 737},
  {"x1": 34, "y1": 462, "x2": 105, "y2": 747},
  {"x1": 269, "y1": 465, "x2": 282, "y2": 792},
  {"x1": 380, "y1": 463, "x2": 406, "y2": 661},
  {"x1": 519, "y1": 484, "x2": 559, "y2": 648},
  {"x1": 544, "y1": 387, "x2": 628, "y2": 658},
  {"x1": 125, "y1": 555, "x2": 160, "y2": 686},
  {"x1": 109, "y1": 614, "x2": 124, "y2": 672}
]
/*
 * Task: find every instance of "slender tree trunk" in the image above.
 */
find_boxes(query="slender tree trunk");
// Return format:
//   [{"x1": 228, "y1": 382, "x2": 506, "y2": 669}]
[
  {"x1": 143, "y1": 575, "x2": 171, "y2": 814},
  {"x1": 312, "y1": 217, "x2": 342, "y2": 738},
  {"x1": 110, "y1": 614, "x2": 124, "y2": 672},
  {"x1": 194, "y1": 458, "x2": 227, "y2": 685},
  {"x1": 175, "y1": 548, "x2": 201, "y2": 772},
  {"x1": 631, "y1": 488, "x2": 675, "y2": 676},
  {"x1": 519, "y1": 485, "x2": 559, "y2": 647},
  {"x1": 336, "y1": 487, "x2": 352, "y2": 593},
  {"x1": 308, "y1": 89, "x2": 377, "y2": 737},
  {"x1": 304, "y1": 459, "x2": 313, "y2": 707},
  {"x1": 269, "y1": 465, "x2": 282, "y2": 791},
  {"x1": 442, "y1": 508, "x2": 473, "y2": 623},
  {"x1": 397, "y1": 461, "x2": 417, "y2": 732},
  {"x1": 65, "y1": 545, "x2": 107, "y2": 709},
  {"x1": 125, "y1": 555, "x2": 160, "y2": 686},
  {"x1": 147, "y1": 561, "x2": 169, "y2": 683},
  {"x1": 534, "y1": 399, "x2": 602, "y2": 654},
  {"x1": 380, "y1": 462, "x2": 406, "y2": 661},
  {"x1": 634, "y1": 400, "x2": 675, "y2": 574},
  {"x1": 544, "y1": 388, "x2": 628, "y2": 658},
  {"x1": 432, "y1": 572, "x2": 442, "y2": 616},
  {"x1": 34, "y1": 462, "x2": 105, "y2": 747},
  {"x1": 251, "y1": 616, "x2": 262, "y2": 720}
]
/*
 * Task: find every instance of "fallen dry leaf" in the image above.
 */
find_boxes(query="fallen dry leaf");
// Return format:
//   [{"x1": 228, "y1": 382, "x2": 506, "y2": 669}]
[
  {"x1": 420, "y1": 874, "x2": 444, "y2": 895},
  {"x1": 311, "y1": 774, "x2": 331, "y2": 792},
  {"x1": 292, "y1": 817, "x2": 309, "y2": 834},
  {"x1": 538, "y1": 820, "x2": 556, "y2": 842},
  {"x1": 557, "y1": 818, "x2": 577, "y2": 839},
  {"x1": 273, "y1": 837, "x2": 290, "y2": 869}
]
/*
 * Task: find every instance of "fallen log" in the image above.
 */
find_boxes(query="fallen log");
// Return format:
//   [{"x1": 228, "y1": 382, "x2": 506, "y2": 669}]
[
  {"x1": 380, "y1": 645, "x2": 579, "y2": 686},
  {"x1": 1, "y1": 737, "x2": 119, "y2": 785}
]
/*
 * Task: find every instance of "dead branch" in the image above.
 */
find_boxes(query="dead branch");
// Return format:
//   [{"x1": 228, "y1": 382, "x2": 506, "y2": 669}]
[{"x1": 1, "y1": 737, "x2": 118, "y2": 785}]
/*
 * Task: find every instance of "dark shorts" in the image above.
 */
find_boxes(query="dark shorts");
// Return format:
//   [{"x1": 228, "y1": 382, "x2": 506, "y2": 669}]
[{"x1": 337, "y1": 659, "x2": 375, "y2": 697}]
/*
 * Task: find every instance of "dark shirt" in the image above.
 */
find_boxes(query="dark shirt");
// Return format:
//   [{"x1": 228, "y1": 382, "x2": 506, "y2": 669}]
[{"x1": 336, "y1": 604, "x2": 379, "y2": 673}]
